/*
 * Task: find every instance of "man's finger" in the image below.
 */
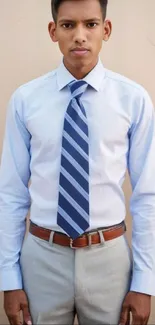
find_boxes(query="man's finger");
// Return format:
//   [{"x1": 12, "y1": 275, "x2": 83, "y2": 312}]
[
  {"x1": 132, "y1": 311, "x2": 147, "y2": 325},
  {"x1": 8, "y1": 314, "x2": 22, "y2": 325},
  {"x1": 21, "y1": 303, "x2": 32, "y2": 325},
  {"x1": 119, "y1": 304, "x2": 130, "y2": 325}
]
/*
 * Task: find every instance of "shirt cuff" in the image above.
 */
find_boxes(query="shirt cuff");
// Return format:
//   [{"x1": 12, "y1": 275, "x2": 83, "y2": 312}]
[
  {"x1": 0, "y1": 264, "x2": 23, "y2": 291},
  {"x1": 130, "y1": 269, "x2": 155, "y2": 296}
]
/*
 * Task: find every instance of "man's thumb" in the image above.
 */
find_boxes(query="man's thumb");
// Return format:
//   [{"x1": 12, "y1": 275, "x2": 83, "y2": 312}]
[{"x1": 119, "y1": 304, "x2": 130, "y2": 325}]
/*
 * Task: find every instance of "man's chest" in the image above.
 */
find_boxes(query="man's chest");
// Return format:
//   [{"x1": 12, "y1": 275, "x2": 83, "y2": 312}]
[{"x1": 25, "y1": 94, "x2": 131, "y2": 159}]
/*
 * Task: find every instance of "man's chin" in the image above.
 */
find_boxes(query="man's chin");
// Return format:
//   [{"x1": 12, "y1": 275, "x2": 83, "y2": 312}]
[
  {"x1": 70, "y1": 57, "x2": 93, "y2": 69},
  {"x1": 63, "y1": 56, "x2": 97, "y2": 77}
]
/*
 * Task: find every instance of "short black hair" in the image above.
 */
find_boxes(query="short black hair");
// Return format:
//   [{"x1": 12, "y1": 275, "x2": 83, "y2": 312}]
[{"x1": 51, "y1": 0, "x2": 108, "y2": 23}]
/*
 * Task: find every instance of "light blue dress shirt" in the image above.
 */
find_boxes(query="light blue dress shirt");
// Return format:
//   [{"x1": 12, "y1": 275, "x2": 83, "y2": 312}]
[{"x1": 0, "y1": 59, "x2": 155, "y2": 295}]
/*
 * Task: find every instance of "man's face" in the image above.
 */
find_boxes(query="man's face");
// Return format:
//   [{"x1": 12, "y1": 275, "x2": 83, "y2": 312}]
[{"x1": 49, "y1": 0, "x2": 112, "y2": 76}]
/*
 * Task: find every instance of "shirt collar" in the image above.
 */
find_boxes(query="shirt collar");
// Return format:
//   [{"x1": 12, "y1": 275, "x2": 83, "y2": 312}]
[{"x1": 56, "y1": 57, "x2": 106, "y2": 92}]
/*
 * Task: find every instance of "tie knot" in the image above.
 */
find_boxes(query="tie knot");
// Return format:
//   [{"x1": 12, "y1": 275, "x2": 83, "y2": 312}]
[{"x1": 69, "y1": 80, "x2": 88, "y2": 99}]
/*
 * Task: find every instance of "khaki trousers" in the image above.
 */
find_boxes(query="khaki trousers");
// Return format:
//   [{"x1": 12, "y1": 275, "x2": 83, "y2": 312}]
[{"x1": 20, "y1": 231, "x2": 132, "y2": 325}]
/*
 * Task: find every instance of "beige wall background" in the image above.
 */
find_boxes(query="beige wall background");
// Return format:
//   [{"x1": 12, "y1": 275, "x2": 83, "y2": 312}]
[{"x1": 0, "y1": 0, "x2": 155, "y2": 323}]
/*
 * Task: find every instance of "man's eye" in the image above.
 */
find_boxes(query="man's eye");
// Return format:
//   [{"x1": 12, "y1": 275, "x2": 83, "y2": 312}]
[
  {"x1": 87, "y1": 23, "x2": 97, "y2": 28},
  {"x1": 62, "y1": 23, "x2": 73, "y2": 29}
]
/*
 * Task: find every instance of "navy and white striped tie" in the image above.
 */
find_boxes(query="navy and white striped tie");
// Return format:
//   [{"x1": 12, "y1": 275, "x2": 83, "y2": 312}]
[{"x1": 57, "y1": 80, "x2": 89, "y2": 239}]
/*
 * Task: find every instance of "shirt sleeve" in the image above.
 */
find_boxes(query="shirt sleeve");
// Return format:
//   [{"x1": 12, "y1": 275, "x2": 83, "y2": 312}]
[
  {"x1": 0, "y1": 89, "x2": 31, "y2": 291},
  {"x1": 128, "y1": 89, "x2": 155, "y2": 296}
]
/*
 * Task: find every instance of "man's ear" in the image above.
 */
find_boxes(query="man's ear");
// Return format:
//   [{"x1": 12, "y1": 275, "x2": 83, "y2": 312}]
[
  {"x1": 48, "y1": 21, "x2": 58, "y2": 42},
  {"x1": 103, "y1": 19, "x2": 112, "y2": 42}
]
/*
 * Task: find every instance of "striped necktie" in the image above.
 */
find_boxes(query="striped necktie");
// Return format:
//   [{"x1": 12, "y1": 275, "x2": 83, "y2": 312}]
[{"x1": 57, "y1": 80, "x2": 90, "y2": 239}]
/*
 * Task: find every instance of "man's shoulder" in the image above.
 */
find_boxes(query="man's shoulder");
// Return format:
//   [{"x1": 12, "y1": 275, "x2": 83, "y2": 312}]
[
  {"x1": 15, "y1": 69, "x2": 57, "y2": 100},
  {"x1": 104, "y1": 68, "x2": 154, "y2": 115},
  {"x1": 105, "y1": 68, "x2": 147, "y2": 96}
]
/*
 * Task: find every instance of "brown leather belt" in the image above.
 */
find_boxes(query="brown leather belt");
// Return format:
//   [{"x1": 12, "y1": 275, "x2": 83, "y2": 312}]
[{"x1": 29, "y1": 221, "x2": 126, "y2": 249}]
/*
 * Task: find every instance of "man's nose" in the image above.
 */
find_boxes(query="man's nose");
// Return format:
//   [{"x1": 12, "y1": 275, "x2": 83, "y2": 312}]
[{"x1": 73, "y1": 26, "x2": 87, "y2": 44}]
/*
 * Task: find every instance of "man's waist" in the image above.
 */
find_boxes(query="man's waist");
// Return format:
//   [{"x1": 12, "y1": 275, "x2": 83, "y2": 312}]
[
  {"x1": 29, "y1": 220, "x2": 126, "y2": 249},
  {"x1": 29, "y1": 211, "x2": 126, "y2": 234}
]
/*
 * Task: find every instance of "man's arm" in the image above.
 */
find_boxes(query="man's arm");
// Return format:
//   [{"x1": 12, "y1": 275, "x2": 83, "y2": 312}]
[
  {"x1": 128, "y1": 90, "x2": 155, "y2": 296},
  {"x1": 0, "y1": 88, "x2": 31, "y2": 291},
  {"x1": 119, "y1": 89, "x2": 155, "y2": 325}
]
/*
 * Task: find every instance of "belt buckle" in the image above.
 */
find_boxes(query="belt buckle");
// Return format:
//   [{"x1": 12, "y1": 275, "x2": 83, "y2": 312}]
[{"x1": 70, "y1": 238, "x2": 77, "y2": 249}]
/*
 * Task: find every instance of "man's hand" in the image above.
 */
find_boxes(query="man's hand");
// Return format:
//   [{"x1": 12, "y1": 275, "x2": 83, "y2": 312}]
[
  {"x1": 119, "y1": 291, "x2": 151, "y2": 325},
  {"x1": 4, "y1": 290, "x2": 32, "y2": 325}
]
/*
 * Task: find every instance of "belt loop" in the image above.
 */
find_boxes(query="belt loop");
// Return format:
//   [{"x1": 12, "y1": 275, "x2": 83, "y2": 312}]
[
  {"x1": 98, "y1": 230, "x2": 105, "y2": 246},
  {"x1": 88, "y1": 233, "x2": 92, "y2": 247},
  {"x1": 49, "y1": 230, "x2": 55, "y2": 246}
]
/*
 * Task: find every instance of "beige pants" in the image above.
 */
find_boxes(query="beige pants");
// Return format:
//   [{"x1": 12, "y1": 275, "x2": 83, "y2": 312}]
[{"x1": 20, "y1": 231, "x2": 132, "y2": 325}]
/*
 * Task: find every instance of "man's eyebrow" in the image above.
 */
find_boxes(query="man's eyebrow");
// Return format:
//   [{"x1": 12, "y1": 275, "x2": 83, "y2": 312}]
[
  {"x1": 58, "y1": 18, "x2": 101, "y2": 23},
  {"x1": 58, "y1": 19, "x2": 75, "y2": 23},
  {"x1": 85, "y1": 18, "x2": 101, "y2": 22}
]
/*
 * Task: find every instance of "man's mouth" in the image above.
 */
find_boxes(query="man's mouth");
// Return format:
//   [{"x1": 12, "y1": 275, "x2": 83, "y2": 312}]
[{"x1": 71, "y1": 47, "x2": 90, "y2": 56}]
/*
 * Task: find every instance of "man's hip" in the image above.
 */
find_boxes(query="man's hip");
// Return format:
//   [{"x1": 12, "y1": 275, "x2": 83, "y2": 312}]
[{"x1": 20, "y1": 221, "x2": 132, "y2": 324}]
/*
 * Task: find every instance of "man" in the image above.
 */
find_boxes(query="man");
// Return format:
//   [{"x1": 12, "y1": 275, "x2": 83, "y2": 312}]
[{"x1": 0, "y1": 0, "x2": 155, "y2": 324}]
